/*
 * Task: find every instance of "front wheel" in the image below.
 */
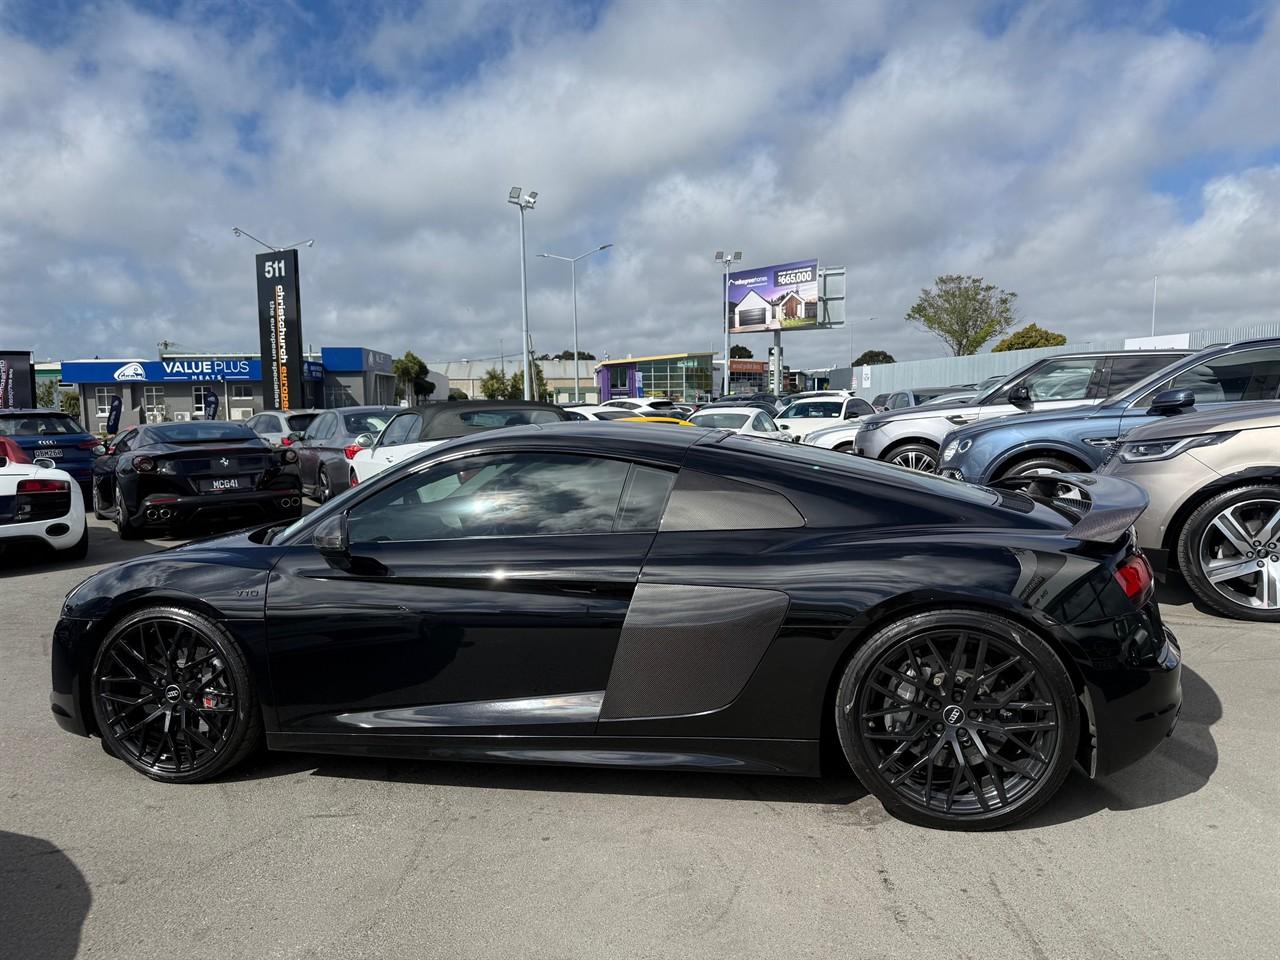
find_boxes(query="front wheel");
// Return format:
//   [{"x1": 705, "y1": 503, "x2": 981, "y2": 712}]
[
  {"x1": 90, "y1": 606, "x2": 263, "y2": 782},
  {"x1": 1177, "y1": 485, "x2": 1280, "y2": 622},
  {"x1": 317, "y1": 465, "x2": 332, "y2": 503},
  {"x1": 998, "y1": 455, "x2": 1078, "y2": 480},
  {"x1": 835, "y1": 609, "x2": 1078, "y2": 830}
]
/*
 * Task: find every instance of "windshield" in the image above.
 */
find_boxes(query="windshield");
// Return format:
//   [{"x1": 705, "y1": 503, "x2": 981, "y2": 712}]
[
  {"x1": 147, "y1": 421, "x2": 255, "y2": 442},
  {"x1": 691, "y1": 413, "x2": 749, "y2": 428},
  {"x1": 0, "y1": 413, "x2": 87, "y2": 436},
  {"x1": 343, "y1": 412, "x2": 392, "y2": 435}
]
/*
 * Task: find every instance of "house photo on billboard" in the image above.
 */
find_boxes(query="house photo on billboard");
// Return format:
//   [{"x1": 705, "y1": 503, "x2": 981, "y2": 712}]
[{"x1": 727, "y1": 260, "x2": 820, "y2": 334}]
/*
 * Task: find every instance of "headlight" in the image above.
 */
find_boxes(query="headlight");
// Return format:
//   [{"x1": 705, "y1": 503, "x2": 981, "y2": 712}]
[
  {"x1": 940, "y1": 438, "x2": 971, "y2": 462},
  {"x1": 1118, "y1": 432, "x2": 1234, "y2": 463},
  {"x1": 859, "y1": 421, "x2": 885, "y2": 433}
]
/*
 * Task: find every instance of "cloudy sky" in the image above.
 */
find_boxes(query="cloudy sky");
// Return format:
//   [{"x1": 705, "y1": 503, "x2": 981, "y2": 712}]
[{"x1": 1, "y1": 0, "x2": 1277, "y2": 372}]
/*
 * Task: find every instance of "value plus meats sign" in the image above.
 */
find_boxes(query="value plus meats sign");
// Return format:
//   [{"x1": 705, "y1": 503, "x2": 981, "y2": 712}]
[{"x1": 256, "y1": 249, "x2": 305, "y2": 411}]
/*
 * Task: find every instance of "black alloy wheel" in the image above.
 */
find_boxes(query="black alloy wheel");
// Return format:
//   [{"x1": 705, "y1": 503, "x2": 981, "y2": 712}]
[
  {"x1": 113, "y1": 482, "x2": 142, "y2": 540},
  {"x1": 317, "y1": 464, "x2": 332, "y2": 503},
  {"x1": 91, "y1": 480, "x2": 110, "y2": 520},
  {"x1": 1177, "y1": 485, "x2": 1280, "y2": 622},
  {"x1": 886, "y1": 443, "x2": 938, "y2": 472},
  {"x1": 90, "y1": 607, "x2": 262, "y2": 782},
  {"x1": 836, "y1": 609, "x2": 1078, "y2": 830}
]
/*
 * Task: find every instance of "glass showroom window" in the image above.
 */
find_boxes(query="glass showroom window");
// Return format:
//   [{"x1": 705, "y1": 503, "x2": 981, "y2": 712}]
[
  {"x1": 94, "y1": 387, "x2": 116, "y2": 417},
  {"x1": 143, "y1": 386, "x2": 164, "y2": 413}
]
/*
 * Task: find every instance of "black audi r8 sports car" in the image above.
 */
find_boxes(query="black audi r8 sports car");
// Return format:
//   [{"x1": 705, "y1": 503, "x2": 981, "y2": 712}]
[
  {"x1": 53, "y1": 423, "x2": 1180, "y2": 829},
  {"x1": 90, "y1": 420, "x2": 303, "y2": 539}
]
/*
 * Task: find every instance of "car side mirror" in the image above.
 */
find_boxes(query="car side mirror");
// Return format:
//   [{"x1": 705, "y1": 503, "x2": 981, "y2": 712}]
[
  {"x1": 779, "y1": 423, "x2": 791, "y2": 430},
  {"x1": 312, "y1": 512, "x2": 349, "y2": 559},
  {"x1": 844, "y1": 410, "x2": 860, "y2": 419},
  {"x1": 92, "y1": 444, "x2": 106, "y2": 456},
  {"x1": 355, "y1": 432, "x2": 375, "y2": 448},
  {"x1": 288, "y1": 432, "x2": 306, "y2": 443},
  {"x1": 1007, "y1": 383, "x2": 1032, "y2": 406},
  {"x1": 1149, "y1": 388, "x2": 1196, "y2": 415}
]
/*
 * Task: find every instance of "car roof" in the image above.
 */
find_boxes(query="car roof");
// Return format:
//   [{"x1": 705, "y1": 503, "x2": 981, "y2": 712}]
[
  {"x1": 0, "y1": 408, "x2": 75, "y2": 416},
  {"x1": 259, "y1": 408, "x2": 326, "y2": 416},
  {"x1": 393, "y1": 400, "x2": 570, "y2": 439},
  {"x1": 690, "y1": 406, "x2": 759, "y2": 416},
  {"x1": 409, "y1": 420, "x2": 712, "y2": 466}
]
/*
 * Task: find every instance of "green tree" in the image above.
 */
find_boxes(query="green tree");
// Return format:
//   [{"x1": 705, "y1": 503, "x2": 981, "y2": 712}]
[
  {"x1": 448, "y1": 388, "x2": 469, "y2": 400},
  {"x1": 36, "y1": 380, "x2": 80, "y2": 416},
  {"x1": 479, "y1": 368, "x2": 509, "y2": 399},
  {"x1": 550, "y1": 349, "x2": 596, "y2": 361},
  {"x1": 729, "y1": 344, "x2": 753, "y2": 359},
  {"x1": 507, "y1": 361, "x2": 548, "y2": 401},
  {"x1": 852, "y1": 349, "x2": 895, "y2": 366},
  {"x1": 992, "y1": 323, "x2": 1067, "y2": 353},
  {"x1": 392, "y1": 351, "x2": 435, "y2": 404},
  {"x1": 906, "y1": 275, "x2": 1017, "y2": 356}
]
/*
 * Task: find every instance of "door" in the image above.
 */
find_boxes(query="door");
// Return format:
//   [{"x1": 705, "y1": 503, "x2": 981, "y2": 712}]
[
  {"x1": 977, "y1": 356, "x2": 1104, "y2": 420},
  {"x1": 364, "y1": 410, "x2": 423, "y2": 475},
  {"x1": 265, "y1": 450, "x2": 676, "y2": 734},
  {"x1": 297, "y1": 411, "x2": 337, "y2": 488}
]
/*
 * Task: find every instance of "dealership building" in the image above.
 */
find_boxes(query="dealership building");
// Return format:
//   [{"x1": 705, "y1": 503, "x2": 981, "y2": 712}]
[{"x1": 59, "y1": 347, "x2": 402, "y2": 433}]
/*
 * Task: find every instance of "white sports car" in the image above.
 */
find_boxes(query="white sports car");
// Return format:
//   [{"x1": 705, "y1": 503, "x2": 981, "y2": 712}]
[{"x1": 0, "y1": 449, "x2": 89, "y2": 560}]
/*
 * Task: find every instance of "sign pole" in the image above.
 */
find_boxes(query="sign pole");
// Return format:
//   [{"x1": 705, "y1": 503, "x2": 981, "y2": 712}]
[{"x1": 722, "y1": 264, "x2": 730, "y2": 398}]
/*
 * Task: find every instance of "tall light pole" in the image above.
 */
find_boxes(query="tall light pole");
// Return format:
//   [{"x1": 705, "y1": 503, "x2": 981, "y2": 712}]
[
  {"x1": 715, "y1": 251, "x2": 742, "y2": 397},
  {"x1": 538, "y1": 244, "x2": 612, "y2": 402},
  {"x1": 232, "y1": 228, "x2": 315, "y2": 252},
  {"x1": 507, "y1": 188, "x2": 538, "y2": 399},
  {"x1": 1151, "y1": 275, "x2": 1159, "y2": 336}
]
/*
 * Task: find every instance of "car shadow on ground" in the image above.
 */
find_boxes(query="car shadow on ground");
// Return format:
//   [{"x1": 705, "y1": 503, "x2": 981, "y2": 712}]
[
  {"x1": 1018, "y1": 664, "x2": 1220, "y2": 829},
  {"x1": 0, "y1": 831, "x2": 92, "y2": 960},
  {"x1": 1156, "y1": 572, "x2": 1237, "y2": 620}
]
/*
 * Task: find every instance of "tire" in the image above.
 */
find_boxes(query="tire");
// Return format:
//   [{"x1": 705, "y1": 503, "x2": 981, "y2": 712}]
[
  {"x1": 113, "y1": 482, "x2": 143, "y2": 540},
  {"x1": 834, "y1": 442, "x2": 855, "y2": 454},
  {"x1": 884, "y1": 443, "x2": 939, "y2": 472},
  {"x1": 317, "y1": 465, "x2": 332, "y2": 504},
  {"x1": 60, "y1": 521, "x2": 89, "y2": 560},
  {"x1": 997, "y1": 455, "x2": 1078, "y2": 481},
  {"x1": 92, "y1": 480, "x2": 110, "y2": 520},
  {"x1": 1176, "y1": 484, "x2": 1280, "y2": 622},
  {"x1": 90, "y1": 606, "x2": 263, "y2": 783},
  {"x1": 834, "y1": 609, "x2": 1079, "y2": 830}
]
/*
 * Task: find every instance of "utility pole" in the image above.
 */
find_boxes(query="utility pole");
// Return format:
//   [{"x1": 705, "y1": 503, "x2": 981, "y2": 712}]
[{"x1": 1151, "y1": 276, "x2": 1158, "y2": 336}]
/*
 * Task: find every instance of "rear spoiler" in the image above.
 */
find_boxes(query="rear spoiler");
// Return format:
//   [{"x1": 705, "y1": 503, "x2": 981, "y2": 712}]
[{"x1": 991, "y1": 472, "x2": 1148, "y2": 543}]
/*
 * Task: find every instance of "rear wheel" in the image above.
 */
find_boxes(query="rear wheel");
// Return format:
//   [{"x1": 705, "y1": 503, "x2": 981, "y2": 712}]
[
  {"x1": 1177, "y1": 485, "x2": 1280, "y2": 622},
  {"x1": 835, "y1": 609, "x2": 1078, "y2": 830},
  {"x1": 92, "y1": 480, "x2": 110, "y2": 520},
  {"x1": 113, "y1": 483, "x2": 142, "y2": 540},
  {"x1": 317, "y1": 465, "x2": 332, "y2": 503},
  {"x1": 885, "y1": 443, "x2": 938, "y2": 472},
  {"x1": 90, "y1": 606, "x2": 262, "y2": 782}
]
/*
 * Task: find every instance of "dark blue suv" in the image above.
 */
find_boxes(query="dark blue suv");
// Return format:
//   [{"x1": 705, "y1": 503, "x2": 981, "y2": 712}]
[
  {"x1": 937, "y1": 338, "x2": 1280, "y2": 484},
  {"x1": 0, "y1": 409, "x2": 102, "y2": 499}
]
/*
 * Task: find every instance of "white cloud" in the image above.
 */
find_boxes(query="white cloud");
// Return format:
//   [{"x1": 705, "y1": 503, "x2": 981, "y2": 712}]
[{"x1": 0, "y1": 0, "x2": 1276, "y2": 372}]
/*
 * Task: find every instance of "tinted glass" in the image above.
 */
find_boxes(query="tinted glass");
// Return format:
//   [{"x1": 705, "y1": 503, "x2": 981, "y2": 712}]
[
  {"x1": 347, "y1": 453, "x2": 631, "y2": 542},
  {"x1": 287, "y1": 413, "x2": 318, "y2": 432},
  {"x1": 456, "y1": 409, "x2": 564, "y2": 428},
  {"x1": 145, "y1": 422, "x2": 253, "y2": 442},
  {"x1": 757, "y1": 413, "x2": 779, "y2": 431},
  {"x1": 887, "y1": 393, "x2": 909, "y2": 409},
  {"x1": 0, "y1": 413, "x2": 86, "y2": 436},
  {"x1": 594, "y1": 409, "x2": 634, "y2": 420},
  {"x1": 1022, "y1": 358, "x2": 1098, "y2": 401},
  {"x1": 378, "y1": 413, "x2": 422, "y2": 446},
  {"x1": 1140, "y1": 348, "x2": 1280, "y2": 405},
  {"x1": 1105, "y1": 355, "x2": 1179, "y2": 395},
  {"x1": 691, "y1": 413, "x2": 749, "y2": 429},
  {"x1": 615, "y1": 465, "x2": 676, "y2": 532},
  {"x1": 343, "y1": 412, "x2": 392, "y2": 435},
  {"x1": 845, "y1": 398, "x2": 874, "y2": 417}
]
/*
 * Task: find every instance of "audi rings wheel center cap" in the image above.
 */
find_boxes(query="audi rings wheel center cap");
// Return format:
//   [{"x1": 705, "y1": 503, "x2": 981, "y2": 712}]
[
  {"x1": 164, "y1": 684, "x2": 182, "y2": 703},
  {"x1": 943, "y1": 704, "x2": 965, "y2": 726}
]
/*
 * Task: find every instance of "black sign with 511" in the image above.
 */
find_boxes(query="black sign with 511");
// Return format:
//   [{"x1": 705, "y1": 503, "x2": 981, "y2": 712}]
[{"x1": 256, "y1": 249, "x2": 304, "y2": 412}]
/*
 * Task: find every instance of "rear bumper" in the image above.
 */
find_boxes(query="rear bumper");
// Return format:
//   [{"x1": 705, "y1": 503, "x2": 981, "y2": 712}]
[
  {"x1": 1083, "y1": 625, "x2": 1182, "y2": 777},
  {"x1": 130, "y1": 488, "x2": 302, "y2": 527}
]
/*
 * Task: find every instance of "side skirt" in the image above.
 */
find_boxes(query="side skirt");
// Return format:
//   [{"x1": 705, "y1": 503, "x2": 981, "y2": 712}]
[{"x1": 264, "y1": 732, "x2": 821, "y2": 777}]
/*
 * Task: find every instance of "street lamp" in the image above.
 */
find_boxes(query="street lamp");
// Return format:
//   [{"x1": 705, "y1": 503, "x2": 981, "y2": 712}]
[
  {"x1": 231, "y1": 227, "x2": 315, "y2": 251},
  {"x1": 538, "y1": 243, "x2": 612, "y2": 402},
  {"x1": 714, "y1": 250, "x2": 742, "y2": 397},
  {"x1": 507, "y1": 187, "x2": 538, "y2": 400}
]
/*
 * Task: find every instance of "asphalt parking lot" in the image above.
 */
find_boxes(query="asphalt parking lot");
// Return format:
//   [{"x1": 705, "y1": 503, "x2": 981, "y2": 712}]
[{"x1": 2, "y1": 516, "x2": 1278, "y2": 960}]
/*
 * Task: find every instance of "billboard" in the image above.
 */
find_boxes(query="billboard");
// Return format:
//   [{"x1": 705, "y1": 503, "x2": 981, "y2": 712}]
[
  {"x1": 0, "y1": 351, "x2": 37, "y2": 408},
  {"x1": 256, "y1": 249, "x2": 305, "y2": 411},
  {"x1": 726, "y1": 259, "x2": 820, "y2": 335}
]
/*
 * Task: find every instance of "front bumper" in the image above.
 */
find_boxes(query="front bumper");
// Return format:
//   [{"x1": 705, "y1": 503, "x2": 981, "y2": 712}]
[
  {"x1": 51, "y1": 616, "x2": 93, "y2": 736},
  {"x1": 130, "y1": 488, "x2": 302, "y2": 528}
]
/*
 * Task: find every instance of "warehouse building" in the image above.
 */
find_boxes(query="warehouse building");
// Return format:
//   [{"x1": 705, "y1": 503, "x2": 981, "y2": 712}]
[{"x1": 59, "y1": 346, "x2": 402, "y2": 433}]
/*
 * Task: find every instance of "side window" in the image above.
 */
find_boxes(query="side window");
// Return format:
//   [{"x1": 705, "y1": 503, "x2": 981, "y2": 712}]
[
  {"x1": 378, "y1": 413, "x2": 422, "y2": 447},
  {"x1": 303, "y1": 414, "x2": 328, "y2": 441},
  {"x1": 887, "y1": 392, "x2": 908, "y2": 410},
  {"x1": 1105, "y1": 355, "x2": 1179, "y2": 396},
  {"x1": 113, "y1": 430, "x2": 136, "y2": 454},
  {"x1": 1144, "y1": 348, "x2": 1280, "y2": 405},
  {"x1": 757, "y1": 413, "x2": 778, "y2": 431},
  {"x1": 347, "y1": 453, "x2": 634, "y2": 542},
  {"x1": 615, "y1": 465, "x2": 677, "y2": 531},
  {"x1": 1021, "y1": 358, "x2": 1099, "y2": 401},
  {"x1": 845, "y1": 398, "x2": 874, "y2": 418}
]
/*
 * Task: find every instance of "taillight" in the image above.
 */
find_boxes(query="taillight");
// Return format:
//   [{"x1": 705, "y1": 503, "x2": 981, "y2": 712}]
[
  {"x1": 17, "y1": 478, "x2": 70, "y2": 494},
  {"x1": 134, "y1": 456, "x2": 156, "y2": 473},
  {"x1": 78, "y1": 438, "x2": 100, "y2": 450},
  {"x1": 343, "y1": 444, "x2": 361, "y2": 460},
  {"x1": 281, "y1": 436, "x2": 293, "y2": 446},
  {"x1": 1115, "y1": 553, "x2": 1154, "y2": 605}
]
